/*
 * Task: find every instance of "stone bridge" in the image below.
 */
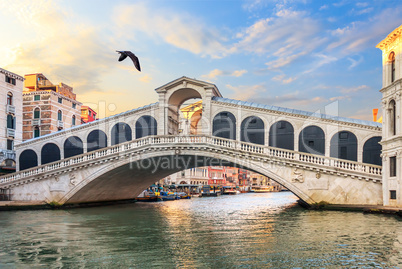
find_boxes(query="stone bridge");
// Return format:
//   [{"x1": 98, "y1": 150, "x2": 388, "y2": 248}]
[{"x1": 0, "y1": 77, "x2": 384, "y2": 206}]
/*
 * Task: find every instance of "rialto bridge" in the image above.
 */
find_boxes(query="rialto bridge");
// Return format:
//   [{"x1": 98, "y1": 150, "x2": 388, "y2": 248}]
[{"x1": 0, "y1": 77, "x2": 384, "y2": 206}]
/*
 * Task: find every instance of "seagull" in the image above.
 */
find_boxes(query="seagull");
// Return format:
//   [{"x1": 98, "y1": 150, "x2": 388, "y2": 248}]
[{"x1": 116, "y1": 50, "x2": 141, "y2": 72}]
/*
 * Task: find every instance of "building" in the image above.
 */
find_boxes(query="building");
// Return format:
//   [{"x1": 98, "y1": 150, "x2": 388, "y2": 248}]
[
  {"x1": 0, "y1": 68, "x2": 23, "y2": 173},
  {"x1": 208, "y1": 166, "x2": 227, "y2": 186},
  {"x1": 377, "y1": 24, "x2": 402, "y2": 206},
  {"x1": 161, "y1": 167, "x2": 209, "y2": 186},
  {"x1": 23, "y1": 73, "x2": 82, "y2": 141},
  {"x1": 81, "y1": 106, "x2": 97, "y2": 123}
]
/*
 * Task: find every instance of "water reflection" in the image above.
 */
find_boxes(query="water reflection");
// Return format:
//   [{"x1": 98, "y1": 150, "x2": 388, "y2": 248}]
[{"x1": 0, "y1": 192, "x2": 401, "y2": 268}]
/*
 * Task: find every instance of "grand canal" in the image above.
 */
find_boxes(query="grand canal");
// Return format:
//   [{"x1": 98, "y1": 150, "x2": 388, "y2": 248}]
[{"x1": 0, "y1": 192, "x2": 401, "y2": 268}]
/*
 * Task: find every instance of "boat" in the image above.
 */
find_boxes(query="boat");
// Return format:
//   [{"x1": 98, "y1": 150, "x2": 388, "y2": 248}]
[
  {"x1": 160, "y1": 191, "x2": 179, "y2": 201},
  {"x1": 177, "y1": 192, "x2": 191, "y2": 199},
  {"x1": 252, "y1": 185, "x2": 274, "y2": 193},
  {"x1": 200, "y1": 185, "x2": 221, "y2": 197},
  {"x1": 222, "y1": 186, "x2": 238, "y2": 195},
  {"x1": 136, "y1": 190, "x2": 162, "y2": 202}
]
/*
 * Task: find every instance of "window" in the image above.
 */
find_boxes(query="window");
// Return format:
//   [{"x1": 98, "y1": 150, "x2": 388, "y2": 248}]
[
  {"x1": 339, "y1": 132, "x2": 349, "y2": 139},
  {"x1": 7, "y1": 139, "x2": 13, "y2": 150},
  {"x1": 390, "y1": 52, "x2": 396, "y2": 83},
  {"x1": 72, "y1": 115, "x2": 76, "y2": 126},
  {"x1": 34, "y1": 108, "x2": 40, "y2": 119},
  {"x1": 340, "y1": 147, "x2": 347, "y2": 160},
  {"x1": 389, "y1": 100, "x2": 396, "y2": 136},
  {"x1": 7, "y1": 114, "x2": 14, "y2": 129},
  {"x1": 58, "y1": 97, "x2": 62, "y2": 104},
  {"x1": 5, "y1": 76, "x2": 16, "y2": 85},
  {"x1": 390, "y1": 156, "x2": 397, "y2": 177},
  {"x1": 89, "y1": 110, "x2": 92, "y2": 117},
  {"x1": 34, "y1": 95, "x2": 40, "y2": 101},
  {"x1": 72, "y1": 103, "x2": 76, "y2": 109},
  {"x1": 390, "y1": 190, "x2": 397, "y2": 200},
  {"x1": 34, "y1": 127, "x2": 40, "y2": 138},
  {"x1": 7, "y1": 92, "x2": 12, "y2": 105},
  {"x1": 58, "y1": 110, "x2": 62, "y2": 121}
]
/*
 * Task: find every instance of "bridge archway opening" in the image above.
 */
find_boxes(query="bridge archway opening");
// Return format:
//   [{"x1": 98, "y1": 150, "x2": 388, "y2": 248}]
[
  {"x1": 87, "y1": 130, "x2": 108, "y2": 152},
  {"x1": 363, "y1": 136, "x2": 382, "y2": 165},
  {"x1": 111, "y1": 123, "x2": 132, "y2": 145},
  {"x1": 135, "y1": 116, "x2": 157, "y2": 139},
  {"x1": 330, "y1": 131, "x2": 357, "y2": 161},
  {"x1": 213, "y1": 111, "x2": 236, "y2": 140},
  {"x1": 241, "y1": 116, "x2": 264, "y2": 145},
  {"x1": 299, "y1": 125, "x2": 325, "y2": 155},
  {"x1": 63, "y1": 154, "x2": 310, "y2": 206},
  {"x1": 19, "y1": 149, "x2": 38, "y2": 171},
  {"x1": 64, "y1": 136, "x2": 84, "y2": 158},
  {"x1": 168, "y1": 89, "x2": 203, "y2": 135},
  {"x1": 41, "y1": 143, "x2": 61, "y2": 165},
  {"x1": 269, "y1": 121, "x2": 294, "y2": 150}
]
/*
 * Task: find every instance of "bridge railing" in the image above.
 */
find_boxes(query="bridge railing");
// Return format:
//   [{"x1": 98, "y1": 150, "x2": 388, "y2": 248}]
[{"x1": 0, "y1": 135, "x2": 382, "y2": 185}]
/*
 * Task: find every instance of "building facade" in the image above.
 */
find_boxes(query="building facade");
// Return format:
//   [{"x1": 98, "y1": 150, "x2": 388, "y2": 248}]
[
  {"x1": 0, "y1": 68, "x2": 23, "y2": 173},
  {"x1": 377, "y1": 25, "x2": 402, "y2": 206},
  {"x1": 81, "y1": 106, "x2": 97, "y2": 123},
  {"x1": 23, "y1": 73, "x2": 82, "y2": 141}
]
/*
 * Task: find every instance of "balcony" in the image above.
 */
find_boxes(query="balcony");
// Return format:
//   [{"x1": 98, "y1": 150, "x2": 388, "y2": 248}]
[
  {"x1": 7, "y1": 128, "x2": 15, "y2": 138},
  {"x1": 6, "y1": 105, "x2": 15, "y2": 114},
  {"x1": 32, "y1": 119, "x2": 41, "y2": 126},
  {"x1": 57, "y1": 120, "x2": 64, "y2": 129}
]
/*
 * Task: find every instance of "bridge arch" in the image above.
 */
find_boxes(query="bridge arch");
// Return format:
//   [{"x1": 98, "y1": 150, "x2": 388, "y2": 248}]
[
  {"x1": 298, "y1": 125, "x2": 325, "y2": 155},
  {"x1": 330, "y1": 131, "x2": 358, "y2": 161},
  {"x1": 41, "y1": 143, "x2": 61, "y2": 165},
  {"x1": 269, "y1": 120, "x2": 294, "y2": 150},
  {"x1": 64, "y1": 136, "x2": 84, "y2": 158},
  {"x1": 363, "y1": 136, "x2": 382, "y2": 165},
  {"x1": 59, "y1": 151, "x2": 314, "y2": 205},
  {"x1": 135, "y1": 116, "x2": 157, "y2": 139},
  {"x1": 111, "y1": 122, "x2": 132, "y2": 145},
  {"x1": 87, "y1": 130, "x2": 108, "y2": 152},
  {"x1": 19, "y1": 149, "x2": 38, "y2": 171},
  {"x1": 240, "y1": 116, "x2": 265, "y2": 145},
  {"x1": 212, "y1": 111, "x2": 236, "y2": 140}
]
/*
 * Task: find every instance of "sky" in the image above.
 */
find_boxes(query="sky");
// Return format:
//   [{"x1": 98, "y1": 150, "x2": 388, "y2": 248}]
[{"x1": 1, "y1": 0, "x2": 401, "y2": 121}]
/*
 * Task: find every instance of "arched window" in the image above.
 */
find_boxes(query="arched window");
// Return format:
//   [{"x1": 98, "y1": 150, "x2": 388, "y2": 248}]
[
  {"x1": 87, "y1": 130, "x2": 108, "y2": 152},
  {"x1": 241, "y1": 116, "x2": 264, "y2": 145},
  {"x1": 363, "y1": 136, "x2": 382, "y2": 166},
  {"x1": 111, "y1": 123, "x2": 132, "y2": 145},
  {"x1": 34, "y1": 127, "x2": 40, "y2": 138},
  {"x1": 34, "y1": 108, "x2": 40, "y2": 119},
  {"x1": 72, "y1": 115, "x2": 76, "y2": 126},
  {"x1": 298, "y1": 125, "x2": 325, "y2": 155},
  {"x1": 7, "y1": 114, "x2": 15, "y2": 129},
  {"x1": 41, "y1": 143, "x2": 61, "y2": 165},
  {"x1": 389, "y1": 99, "x2": 396, "y2": 136},
  {"x1": 269, "y1": 121, "x2": 294, "y2": 150},
  {"x1": 213, "y1": 112, "x2": 236, "y2": 140},
  {"x1": 390, "y1": 52, "x2": 396, "y2": 83},
  {"x1": 7, "y1": 92, "x2": 12, "y2": 105},
  {"x1": 135, "y1": 116, "x2": 157, "y2": 139},
  {"x1": 64, "y1": 136, "x2": 83, "y2": 158},
  {"x1": 58, "y1": 110, "x2": 62, "y2": 121},
  {"x1": 19, "y1": 149, "x2": 38, "y2": 171},
  {"x1": 330, "y1": 131, "x2": 357, "y2": 161}
]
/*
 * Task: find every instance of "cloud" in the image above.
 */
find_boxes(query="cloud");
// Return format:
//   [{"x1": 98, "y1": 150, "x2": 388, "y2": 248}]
[
  {"x1": 234, "y1": 9, "x2": 324, "y2": 69},
  {"x1": 272, "y1": 74, "x2": 297, "y2": 84},
  {"x1": 319, "y1": 5, "x2": 329, "y2": 10},
  {"x1": 226, "y1": 84, "x2": 266, "y2": 100},
  {"x1": 113, "y1": 3, "x2": 229, "y2": 58},
  {"x1": 202, "y1": 69, "x2": 247, "y2": 80},
  {"x1": 303, "y1": 54, "x2": 338, "y2": 74},
  {"x1": 1, "y1": 0, "x2": 116, "y2": 94},
  {"x1": 347, "y1": 56, "x2": 363, "y2": 70},
  {"x1": 326, "y1": 8, "x2": 402, "y2": 54},
  {"x1": 339, "y1": 85, "x2": 369, "y2": 94},
  {"x1": 139, "y1": 75, "x2": 152, "y2": 83}
]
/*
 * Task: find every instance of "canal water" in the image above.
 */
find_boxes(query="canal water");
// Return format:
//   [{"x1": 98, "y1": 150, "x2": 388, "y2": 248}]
[{"x1": 0, "y1": 192, "x2": 401, "y2": 268}]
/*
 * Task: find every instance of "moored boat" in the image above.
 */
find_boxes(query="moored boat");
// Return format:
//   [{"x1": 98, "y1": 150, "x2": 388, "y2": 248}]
[
  {"x1": 252, "y1": 185, "x2": 274, "y2": 193},
  {"x1": 136, "y1": 190, "x2": 162, "y2": 202}
]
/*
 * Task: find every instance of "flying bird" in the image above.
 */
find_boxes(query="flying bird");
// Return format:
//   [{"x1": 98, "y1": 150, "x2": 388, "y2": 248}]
[{"x1": 116, "y1": 50, "x2": 141, "y2": 72}]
